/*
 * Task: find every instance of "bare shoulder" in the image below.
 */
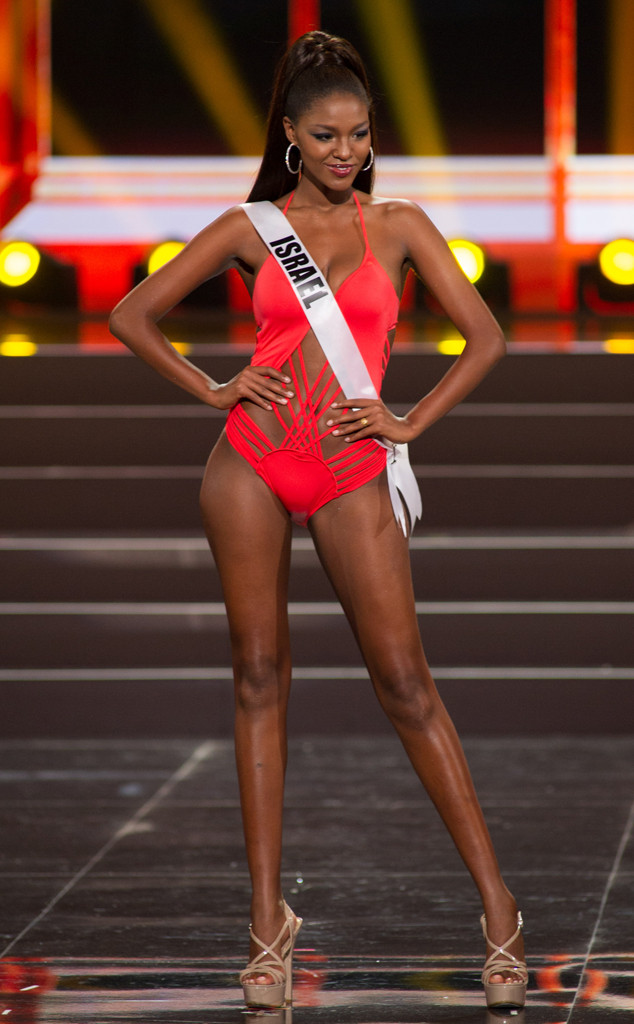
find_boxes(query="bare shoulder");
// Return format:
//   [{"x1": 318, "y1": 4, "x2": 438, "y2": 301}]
[
  {"x1": 363, "y1": 195, "x2": 437, "y2": 233},
  {"x1": 357, "y1": 195, "x2": 443, "y2": 265},
  {"x1": 187, "y1": 203, "x2": 267, "y2": 266},
  {"x1": 195, "y1": 203, "x2": 254, "y2": 243}
]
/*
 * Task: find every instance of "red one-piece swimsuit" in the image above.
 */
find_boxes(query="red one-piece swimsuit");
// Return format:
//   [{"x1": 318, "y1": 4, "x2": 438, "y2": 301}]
[{"x1": 225, "y1": 191, "x2": 400, "y2": 526}]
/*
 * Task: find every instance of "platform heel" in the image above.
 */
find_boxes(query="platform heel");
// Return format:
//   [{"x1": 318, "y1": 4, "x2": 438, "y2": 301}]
[
  {"x1": 481, "y1": 910, "x2": 528, "y2": 1009},
  {"x1": 240, "y1": 902, "x2": 302, "y2": 1008}
]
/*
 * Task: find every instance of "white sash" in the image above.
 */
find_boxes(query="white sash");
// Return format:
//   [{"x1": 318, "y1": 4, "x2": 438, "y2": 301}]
[{"x1": 241, "y1": 199, "x2": 422, "y2": 535}]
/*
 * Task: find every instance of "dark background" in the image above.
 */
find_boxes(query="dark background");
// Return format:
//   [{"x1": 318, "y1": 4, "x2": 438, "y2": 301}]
[
  {"x1": 49, "y1": 0, "x2": 610, "y2": 158},
  {"x1": 49, "y1": 0, "x2": 612, "y2": 158}
]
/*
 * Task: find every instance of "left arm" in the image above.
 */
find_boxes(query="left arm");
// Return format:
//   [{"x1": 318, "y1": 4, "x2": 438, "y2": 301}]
[{"x1": 330, "y1": 200, "x2": 506, "y2": 443}]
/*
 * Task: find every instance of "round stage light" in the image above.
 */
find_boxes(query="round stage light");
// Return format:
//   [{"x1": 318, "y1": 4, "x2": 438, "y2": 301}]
[
  {"x1": 148, "y1": 241, "x2": 186, "y2": 276},
  {"x1": 0, "y1": 333, "x2": 37, "y2": 357},
  {"x1": 598, "y1": 239, "x2": 634, "y2": 286},
  {"x1": 0, "y1": 242, "x2": 41, "y2": 287},
  {"x1": 448, "y1": 239, "x2": 485, "y2": 283}
]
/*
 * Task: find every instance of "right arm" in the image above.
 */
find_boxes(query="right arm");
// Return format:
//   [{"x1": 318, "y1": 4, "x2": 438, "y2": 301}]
[{"x1": 109, "y1": 206, "x2": 292, "y2": 411}]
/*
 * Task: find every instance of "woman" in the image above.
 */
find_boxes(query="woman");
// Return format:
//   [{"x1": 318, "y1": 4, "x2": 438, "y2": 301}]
[{"x1": 110, "y1": 30, "x2": 528, "y2": 1012}]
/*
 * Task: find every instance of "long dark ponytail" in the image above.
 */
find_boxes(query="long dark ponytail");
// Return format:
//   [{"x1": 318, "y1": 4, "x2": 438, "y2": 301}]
[{"x1": 247, "y1": 31, "x2": 376, "y2": 202}]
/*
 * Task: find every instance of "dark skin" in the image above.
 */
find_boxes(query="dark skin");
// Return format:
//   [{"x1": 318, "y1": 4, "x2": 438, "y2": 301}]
[{"x1": 110, "y1": 90, "x2": 523, "y2": 988}]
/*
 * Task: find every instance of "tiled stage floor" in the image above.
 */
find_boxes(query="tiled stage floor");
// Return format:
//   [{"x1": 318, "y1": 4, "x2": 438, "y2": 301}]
[{"x1": 0, "y1": 735, "x2": 632, "y2": 1023}]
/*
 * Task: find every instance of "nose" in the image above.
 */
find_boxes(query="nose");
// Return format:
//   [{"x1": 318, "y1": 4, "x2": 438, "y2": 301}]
[{"x1": 333, "y1": 136, "x2": 352, "y2": 160}]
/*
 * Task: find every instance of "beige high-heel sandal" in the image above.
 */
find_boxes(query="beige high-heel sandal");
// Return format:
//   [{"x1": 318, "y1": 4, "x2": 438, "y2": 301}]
[
  {"x1": 481, "y1": 910, "x2": 528, "y2": 1008},
  {"x1": 239, "y1": 901, "x2": 303, "y2": 1008}
]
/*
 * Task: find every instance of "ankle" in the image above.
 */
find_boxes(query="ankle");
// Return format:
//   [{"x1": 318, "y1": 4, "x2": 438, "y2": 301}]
[
  {"x1": 482, "y1": 891, "x2": 522, "y2": 942},
  {"x1": 251, "y1": 893, "x2": 285, "y2": 918},
  {"x1": 482, "y1": 885, "x2": 517, "y2": 917},
  {"x1": 250, "y1": 895, "x2": 287, "y2": 938}
]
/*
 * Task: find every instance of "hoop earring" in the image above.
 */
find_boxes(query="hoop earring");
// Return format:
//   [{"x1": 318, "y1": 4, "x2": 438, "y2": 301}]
[
  {"x1": 285, "y1": 143, "x2": 302, "y2": 175},
  {"x1": 361, "y1": 146, "x2": 374, "y2": 172}
]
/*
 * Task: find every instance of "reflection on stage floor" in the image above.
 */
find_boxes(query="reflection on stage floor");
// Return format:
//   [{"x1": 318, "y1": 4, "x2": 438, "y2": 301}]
[{"x1": 0, "y1": 736, "x2": 632, "y2": 1023}]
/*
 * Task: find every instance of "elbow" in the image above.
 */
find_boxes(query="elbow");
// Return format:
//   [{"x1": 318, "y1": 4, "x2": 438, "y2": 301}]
[
  {"x1": 494, "y1": 331, "x2": 507, "y2": 363},
  {"x1": 469, "y1": 328, "x2": 506, "y2": 370},
  {"x1": 488, "y1": 328, "x2": 506, "y2": 366},
  {"x1": 108, "y1": 312, "x2": 120, "y2": 342},
  {"x1": 109, "y1": 300, "x2": 144, "y2": 349},
  {"x1": 108, "y1": 302, "x2": 126, "y2": 343}
]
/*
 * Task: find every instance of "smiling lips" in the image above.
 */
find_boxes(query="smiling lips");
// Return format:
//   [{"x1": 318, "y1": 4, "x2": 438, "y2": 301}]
[{"x1": 327, "y1": 164, "x2": 354, "y2": 177}]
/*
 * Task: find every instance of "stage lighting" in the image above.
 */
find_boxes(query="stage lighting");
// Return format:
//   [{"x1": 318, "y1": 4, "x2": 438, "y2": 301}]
[
  {"x1": 579, "y1": 238, "x2": 634, "y2": 313},
  {"x1": 603, "y1": 337, "x2": 634, "y2": 354},
  {"x1": 413, "y1": 239, "x2": 508, "y2": 314},
  {"x1": 0, "y1": 333, "x2": 37, "y2": 357},
  {"x1": 134, "y1": 241, "x2": 228, "y2": 308},
  {"x1": 437, "y1": 337, "x2": 466, "y2": 355},
  {"x1": 148, "y1": 241, "x2": 186, "y2": 275},
  {"x1": 598, "y1": 239, "x2": 634, "y2": 286},
  {"x1": 448, "y1": 239, "x2": 485, "y2": 284},
  {"x1": 0, "y1": 242, "x2": 41, "y2": 287},
  {"x1": 0, "y1": 244, "x2": 76, "y2": 308}
]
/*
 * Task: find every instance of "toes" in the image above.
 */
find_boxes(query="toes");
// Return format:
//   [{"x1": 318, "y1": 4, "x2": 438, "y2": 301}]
[{"x1": 245, "y1": 973, "x2": 274, "y2": 986}]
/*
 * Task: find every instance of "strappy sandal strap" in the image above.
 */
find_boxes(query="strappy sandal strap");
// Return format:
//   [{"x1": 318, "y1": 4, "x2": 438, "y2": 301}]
[
  {"x1": 239, "y1": 903, "x2": 299, "y2": 988},
  {"x1": 480, "y1": 911, "x2": 528, "y2": 985}
]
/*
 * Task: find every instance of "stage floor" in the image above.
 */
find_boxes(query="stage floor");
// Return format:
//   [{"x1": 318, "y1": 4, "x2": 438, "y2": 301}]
[{"x1": 1, "y1": 735, "x2": 632, "y2": 1023}]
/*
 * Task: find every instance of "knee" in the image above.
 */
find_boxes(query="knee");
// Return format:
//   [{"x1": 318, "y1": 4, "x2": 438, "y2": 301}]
[
  {"x1": 372, "y1": 662, "x2": 441, "y2": 731},
  {"x1": 234, "y1": 653, "x2": 287, "y2": 715}
]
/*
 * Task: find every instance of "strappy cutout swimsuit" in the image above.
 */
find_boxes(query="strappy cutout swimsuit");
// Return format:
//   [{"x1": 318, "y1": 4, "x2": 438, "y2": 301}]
[{"x1": 225, "y1": 192, "x2": 400, "y2": 526}]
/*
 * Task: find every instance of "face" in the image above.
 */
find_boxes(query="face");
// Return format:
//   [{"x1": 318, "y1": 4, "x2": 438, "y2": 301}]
[{"x1": 284, "y1": 92, "x2": 371, "y2": 190}]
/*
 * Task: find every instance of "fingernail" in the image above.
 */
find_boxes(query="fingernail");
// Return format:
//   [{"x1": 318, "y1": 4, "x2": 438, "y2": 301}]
[
  {"x1": 332, "y1": 429, "x2": 339, "y2": 435},
  {"x1": 286, "y1": 391, "x2": 294, "y2": 397},
  {"x1": 279, "y1": 398, "x2": 287, "y2": 404},
  {"x1": 326, "y1": 419, "x2": 333, "y2": 426},
  {"x1": 283, "y1": 376, "x2": 291, "y2": 383}
]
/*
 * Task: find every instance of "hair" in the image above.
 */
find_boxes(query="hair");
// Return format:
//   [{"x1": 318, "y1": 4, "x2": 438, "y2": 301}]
[{"x1": 247, "y1": 31, "x2": 376, "y2": 202}]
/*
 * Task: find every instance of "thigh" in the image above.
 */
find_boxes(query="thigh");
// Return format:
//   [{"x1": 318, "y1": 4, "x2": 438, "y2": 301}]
[
  {"x1": 308, "y1": 470, "x2": 429, "y2": 678},
  {"x1": 200, "y1": 432, "x2": 293, "y2": 654}
]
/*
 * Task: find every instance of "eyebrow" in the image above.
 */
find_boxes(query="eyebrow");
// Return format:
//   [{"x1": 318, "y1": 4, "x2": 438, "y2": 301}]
[{"x1": 309, "y1": 120, "x2": 370, "y2": 130}]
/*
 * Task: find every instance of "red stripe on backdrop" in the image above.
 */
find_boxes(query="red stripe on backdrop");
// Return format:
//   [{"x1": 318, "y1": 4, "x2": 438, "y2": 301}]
[
  {"x1": 0, "y1": 0, "x2": 44, "y2": 226},
  {"x1": 545, "y1": 0, "x2": 577, "y2": 166},
  {"x1": 544, "y1": 0, "x2": 577, "y2": 312},
  {"x1": 288, "y1": 0, "x2": 320, "y2": 44},
  {"x1": 42, "y1": 243, "x2": 146, "y2": 314}
]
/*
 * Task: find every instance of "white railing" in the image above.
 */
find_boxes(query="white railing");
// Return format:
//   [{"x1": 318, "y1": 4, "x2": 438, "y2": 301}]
[{"x1": 2, "y1": 155, "x2": 633, "y2": 246}]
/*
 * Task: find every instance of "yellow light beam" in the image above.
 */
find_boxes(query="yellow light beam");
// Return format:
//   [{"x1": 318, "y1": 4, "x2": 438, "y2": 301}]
[
  {"x1": 354, "y1": 0, "x2": 445, "y2": 156},
  {"x1": 141, "y1": 0, "x2": 264, "y2": 155},
  {"x1": 608, "y1": 0, "x2": 634, "y2": 153},
  {"x1": 51, "y1": 91, "x2": 102, "y2": 156}
]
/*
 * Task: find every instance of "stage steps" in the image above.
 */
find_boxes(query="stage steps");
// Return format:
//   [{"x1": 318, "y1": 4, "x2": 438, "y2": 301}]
[
  {"x1": 0, "y1": 347, "x2": 632, "y2": 530},
  {"x1": 1, "y1": 340, "x2": 633, "y2": 736}
]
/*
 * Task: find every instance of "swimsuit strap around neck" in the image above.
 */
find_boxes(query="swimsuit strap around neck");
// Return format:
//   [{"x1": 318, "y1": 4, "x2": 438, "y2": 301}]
[{"x1": 282, "y1": 191, "x2": 369, "y2": 251}]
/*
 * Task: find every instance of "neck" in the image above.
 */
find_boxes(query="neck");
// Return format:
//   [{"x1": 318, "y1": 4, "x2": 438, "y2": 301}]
[{"x1": 293, "y1": 171, "x2": 356, "y2": 208}]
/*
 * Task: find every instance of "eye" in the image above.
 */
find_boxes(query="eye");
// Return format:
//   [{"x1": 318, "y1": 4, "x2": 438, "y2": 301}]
[
  {"x1": 313, "y1": 133, "x2": 332, "y2": 142},
  {"x1": 354, "y1": 129, "x2": 370, "y2": 139}
]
